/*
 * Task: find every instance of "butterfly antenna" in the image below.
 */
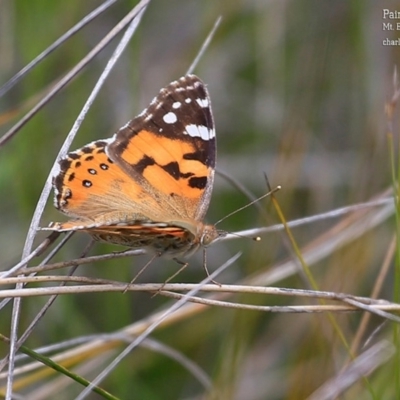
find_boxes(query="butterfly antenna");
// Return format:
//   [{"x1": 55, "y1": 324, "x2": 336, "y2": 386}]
[
  {"x1": 218, "y1": 229, "x2": 262, "y2": 242},
  {"x1": 214, "y1": 185, "x2": 281, "y2": 227}
]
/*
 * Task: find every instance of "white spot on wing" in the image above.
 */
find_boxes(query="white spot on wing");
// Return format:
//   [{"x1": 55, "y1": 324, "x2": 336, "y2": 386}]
[
  {"x1": 163, "y1": 112, "x2": 177, "y2": 124},
  {"x1": 185, "y1": 124, "x2": 214, "y2": 140},
  {"x1": 119, "y1": 121, "x2": 131, "y2": 130},
  {"x1": 185, "y1": 98, "x2": 191, "y2": 104},
  {"x1": 137, "y1": 109, "x2": 147, "y2": 117},
  {"x1": 196, "y1": 98, "x2": 209, "y2": 108},
  {"x1": 172, "y1": 102, "x2": 181, "y2": 109}
]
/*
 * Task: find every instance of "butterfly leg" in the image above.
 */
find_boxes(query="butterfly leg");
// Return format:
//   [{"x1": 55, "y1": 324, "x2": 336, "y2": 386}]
[
  {"x1": 202, "y1": 248, "x2": 221, "y2": 286},
  {"x1": 170, "y1": 258, "x2": 190, "y2": 282},
  {"x1": 123, "y1": 253, "x2": 159, "y2": 293},
  {"x1": 151, "y1": 258, "x2": 189, "y2": 297}
]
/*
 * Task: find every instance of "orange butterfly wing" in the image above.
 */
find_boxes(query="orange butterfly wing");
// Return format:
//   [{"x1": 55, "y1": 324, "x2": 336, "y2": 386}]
[
  {"x1": 47, "y1": 75, "x2": 218, "y2": 254},
  {"x1": 107, "y1": 74, "x2": 216, "y2": 221}
]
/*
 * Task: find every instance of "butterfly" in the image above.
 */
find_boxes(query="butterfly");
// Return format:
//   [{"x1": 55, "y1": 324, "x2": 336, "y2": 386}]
[{"x1": 46, "y1": 75, "x2": 222, "y2": 259}]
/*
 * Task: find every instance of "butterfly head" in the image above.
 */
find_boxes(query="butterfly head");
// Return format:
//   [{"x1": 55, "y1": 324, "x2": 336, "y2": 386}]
[{"x1": 200, "y1": 224, "x2": 223, "y2": 247}]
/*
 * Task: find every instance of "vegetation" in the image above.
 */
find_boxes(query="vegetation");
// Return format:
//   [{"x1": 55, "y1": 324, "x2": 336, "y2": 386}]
[{"x1": 0, "y1": 1, "x2": 398, "y2": 399}]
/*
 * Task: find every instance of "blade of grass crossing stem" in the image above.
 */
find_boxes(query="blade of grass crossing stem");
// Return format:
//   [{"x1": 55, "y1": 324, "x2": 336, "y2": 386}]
[{"x1": 269, "y1": 191, "x2": 378, "y2": 396}]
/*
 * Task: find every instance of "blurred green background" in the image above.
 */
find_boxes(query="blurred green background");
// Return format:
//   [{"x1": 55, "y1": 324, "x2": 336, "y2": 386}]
[{"x1": 1, "y1": 0, "x2": 399, "y2": 399}]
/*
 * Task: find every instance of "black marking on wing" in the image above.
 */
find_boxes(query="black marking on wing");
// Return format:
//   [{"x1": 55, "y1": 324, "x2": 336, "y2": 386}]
[
  {"x1": 189, "y1": 176, "x2": 207, "y2": 189},
  {"x1": 135, "y1": 155, "x2": 155, "y2": 174}
]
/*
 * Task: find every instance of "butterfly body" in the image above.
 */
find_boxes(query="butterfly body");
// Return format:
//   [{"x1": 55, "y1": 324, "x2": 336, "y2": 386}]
[{"x1": 47, "y1": 75, "x2": 220, "y2": 258}]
